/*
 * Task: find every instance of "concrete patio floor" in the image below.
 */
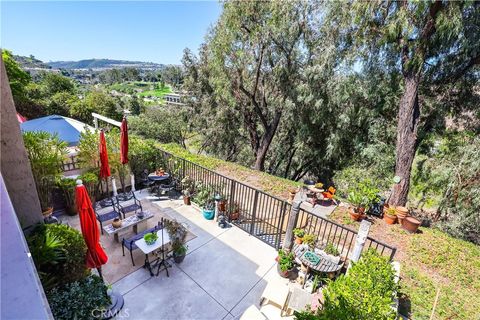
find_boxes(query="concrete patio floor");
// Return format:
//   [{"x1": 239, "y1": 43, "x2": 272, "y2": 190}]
[{"x1": 112, "y1": 193, "x2": 295, "y2": 320}]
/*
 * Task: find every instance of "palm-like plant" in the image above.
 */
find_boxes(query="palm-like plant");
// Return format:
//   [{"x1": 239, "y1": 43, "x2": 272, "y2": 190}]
[{"x1": 23, "y1": 131, "x2": 67, "y2": 211}]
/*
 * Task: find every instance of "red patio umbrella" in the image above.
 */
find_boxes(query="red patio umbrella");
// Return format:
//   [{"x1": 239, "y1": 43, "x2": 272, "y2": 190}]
[
  {"x1": 99, "y1": 129, "x2": 111, "y2": 179},
  {"x1": 120, "y1": 116, "x2": 129, "y2": 165},
  {"x1": 99, "y1": 130, "x2": 111, "y2": 200},
  {"x1": 76, "y1": 180, "x2": 108, "y2": 279}
]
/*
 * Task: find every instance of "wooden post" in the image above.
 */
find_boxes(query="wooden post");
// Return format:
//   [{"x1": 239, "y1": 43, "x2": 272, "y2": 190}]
[
  {"x1": 350, "y1": 220, "x2": 372, "y2": 263},
  {"x1": 283, "y1": 200, "x2": 302, "y2": 251}
]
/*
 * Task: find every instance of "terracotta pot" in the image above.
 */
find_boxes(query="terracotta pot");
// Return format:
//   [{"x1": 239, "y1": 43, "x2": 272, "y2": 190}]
[
  {"x1": 42, "y1": 207, "x2": 53, "y2": 218},
  {"x1": 295, "y1": 237, "x2": 303, "y2": 245},
  {"x1": 277, "y1": 263, "x2": 292, "y2": 278},
  {"x1": 112, "y1": 218, "x2": 122, "y2": 228},
  {"x1": 383, "y1": 213, "x2": 397, "y2": 225},
  {"x1": 183, "y1": 196, "x2": 191, "y2": 205},
  {"x1": 402, "y1": 216, "x2": 421, "y2": 233},
  {"x1": 349, "y1": 208, "x2": 366, "y2": 221},
  {"x1": 395, "y1": 206, "x2": 409, "y2": 223},
  {"x1": 288, "y1": 190, "x2": 297, "y2": 203}
]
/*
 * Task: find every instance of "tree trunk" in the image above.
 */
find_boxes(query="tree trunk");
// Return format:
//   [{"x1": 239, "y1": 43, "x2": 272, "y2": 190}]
[{"x1": 389, "y1": 74, "x2": 421, "y2": 206}]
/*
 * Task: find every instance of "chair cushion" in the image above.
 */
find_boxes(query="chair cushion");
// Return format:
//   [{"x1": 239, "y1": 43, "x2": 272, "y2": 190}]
[{"x1": 97, "y1": 210, "x2": 119, "y2": 222}]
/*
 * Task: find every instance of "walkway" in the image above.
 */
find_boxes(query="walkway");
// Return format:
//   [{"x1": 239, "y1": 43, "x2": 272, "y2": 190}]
[{"x1": 113, "y1": 195, "x2": 293, "y2": 319}]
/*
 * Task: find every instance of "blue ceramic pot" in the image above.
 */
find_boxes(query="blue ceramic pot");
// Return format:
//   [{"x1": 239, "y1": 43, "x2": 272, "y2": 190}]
[{"x1": 202, "y1": 209, "x2": 215, "y2": 220}]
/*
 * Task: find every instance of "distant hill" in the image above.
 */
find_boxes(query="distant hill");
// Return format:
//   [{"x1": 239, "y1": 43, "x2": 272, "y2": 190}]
[
  {"x1": 47, "y1": 59, "x2": 165, "y2": 70},
  {"x1": 13, "y1": 54, "x2": 51, "y2": 69}
]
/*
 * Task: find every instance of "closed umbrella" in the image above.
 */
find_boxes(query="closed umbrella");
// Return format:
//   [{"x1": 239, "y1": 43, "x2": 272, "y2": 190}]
[
  {"x1": 120, "y1": 116, "x2": 128, "y2": 165},
  {"x1": 119, "y1": 116, "x2": 132, "y2": 200},
  {"x1": 76, "y1": 180, "x2": 108, "y2": 279},
  {"x1": 99, "y1": 129, "x2": 111, "y2": 206}
]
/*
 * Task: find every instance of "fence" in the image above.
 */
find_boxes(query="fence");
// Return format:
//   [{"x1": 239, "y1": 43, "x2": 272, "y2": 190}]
[
  {"x1": 61, "y1": 154, "x2": 80, "y2": 173},
  {"x1": 157, "y1": 149, "x2": 397, "y2": 261}
]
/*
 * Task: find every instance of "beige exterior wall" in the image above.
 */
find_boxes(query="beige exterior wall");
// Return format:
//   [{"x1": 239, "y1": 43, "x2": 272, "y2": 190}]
[{"x1": 0, "y1": 56, "x2": 43, "y2": 228}]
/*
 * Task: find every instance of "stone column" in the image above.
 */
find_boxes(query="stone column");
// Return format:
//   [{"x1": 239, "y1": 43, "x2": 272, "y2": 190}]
[
  {"x1": 283, "y1": 200, "x2": 302, "y2": 251},
  {"x1": 0, "y1": 57, "x2": 43, "y2": 228}
]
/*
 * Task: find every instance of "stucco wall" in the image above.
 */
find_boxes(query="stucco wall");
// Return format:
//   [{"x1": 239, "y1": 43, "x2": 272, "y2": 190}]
[{"x1": 0, "y1": 56, "x2": 43, "y2": 228}]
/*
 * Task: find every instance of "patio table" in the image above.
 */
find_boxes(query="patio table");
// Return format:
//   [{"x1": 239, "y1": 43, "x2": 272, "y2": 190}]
[
  {"x1": 102, "y1": 211, "x2": 154, "y2": 242},
  {"x1": 148, "y1": 173, "x2": 171, "y2": 194},
  {"x1": 293, "y1": 243, "x2": 344, "y2": 287},
  {"x1": 147, "y1": 172, "x2": 170, "y2": 182},
  {"x1": 135, "y1": 229, "x2": 171, "y2": 277}
]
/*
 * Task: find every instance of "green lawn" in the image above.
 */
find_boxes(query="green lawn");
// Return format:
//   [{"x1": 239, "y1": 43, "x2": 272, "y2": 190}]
[
  {"x1": 138, "y1": 85, "x2": 171, "y2": 98},
  {"x1": 107, "y1": 81, "x2": 172, "y2": 98}
]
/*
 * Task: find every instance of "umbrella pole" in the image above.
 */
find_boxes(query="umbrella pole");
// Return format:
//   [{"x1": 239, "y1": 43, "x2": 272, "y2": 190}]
[
  {"x1": 97, "y1": 266, "x2": 104, "y2": 281},
  {"x1": 105, "y1": 178, "x2": 110, "y2": 199}
]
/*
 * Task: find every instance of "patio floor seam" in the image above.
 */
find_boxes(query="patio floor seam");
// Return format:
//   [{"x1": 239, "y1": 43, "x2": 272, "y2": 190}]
[
  {"x1": 174, "y1": 262, "x2": 231, "y2": 315},
  {"x1": 226, "y1": 262, "x2": 276, "y2": 316}
]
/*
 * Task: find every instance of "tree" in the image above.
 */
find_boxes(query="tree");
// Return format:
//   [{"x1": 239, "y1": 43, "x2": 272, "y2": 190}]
[
  {"x1": 84, "y1": 90, "x2": 122, "y2": 121},
  {"x1": 2, "y1": 49, "x2": 31, "y2": 103},
  {"x1": 161, "y1": 65, "x2": 184, "y2": 89},
  {"x1": 324, "y1": 1, "x2": 480, "y2": 206},
  {"x1": 39, "y1": 72, "x2": 75, "y2": 96},
  {"x1": 127, "y1": 96, "x2": 144, "y2": 115},
  {"x1": 183, "y1": 0, "x2": 313, "y2": 171}
]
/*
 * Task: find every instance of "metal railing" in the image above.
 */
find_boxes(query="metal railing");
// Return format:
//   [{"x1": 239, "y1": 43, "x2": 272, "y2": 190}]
[{"x1": 157, "y1": 148, "x2": 397, "y2": 261}]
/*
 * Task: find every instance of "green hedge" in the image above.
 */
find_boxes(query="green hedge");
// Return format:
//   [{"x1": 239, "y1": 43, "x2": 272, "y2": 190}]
[{"x1": 47, "y1": 275, "x2": 110, "y2": 320}]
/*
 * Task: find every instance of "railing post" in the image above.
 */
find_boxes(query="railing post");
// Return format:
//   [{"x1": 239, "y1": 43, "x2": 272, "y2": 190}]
[
  {"x1": 275, "y1": 201, "x2": 288, "y2": 249},
  {"x1": 249, "y1": 190, "x2": 259, "y2": 235},
  {"x1": 182, "y1": 158, "x2": 186, "y2": 180},
  {"x1": 228, "y1": 179, "x2": 236, "y2": 222},
  {"x1": 283, "y1": 200, "x2": 302, "y2": 251},
  {"x1": 350, "y1": 220, "x2": 372, "y2": 264}
]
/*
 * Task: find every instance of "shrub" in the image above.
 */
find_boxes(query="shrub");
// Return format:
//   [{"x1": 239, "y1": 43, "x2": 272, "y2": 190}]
[
  {"x1": 129, "y1": 135, "x2": 165, "y2": 178},
  {"x1": 298, "y1": 249, "x2": 398, "y2": 320},
  {"x1": 28, "y1": 224, "x2": 88, "y2": 289},
  {"x1": 47, "y1": 275, "x2": 110, "y2": 320}
]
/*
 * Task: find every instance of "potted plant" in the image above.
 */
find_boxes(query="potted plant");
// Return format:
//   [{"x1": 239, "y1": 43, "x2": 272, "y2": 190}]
[
  {"x1": 202, "y1": 201, "x2": 215, "y2": 220},
  {"x1": 276, "y1": 249, "x2": 295, "y2": 278},
  {"x1": 293, "y1": 228, "x2": 305, "y2": 244},
  {"x1": 228, "y1": 201, "x2": 241, "y2": 220},
  {"x1": 323, "y1": 243, "x2": 341, "y2": 265},
  {"x1": 347, "y1": 191, "x2": 368, "y2": 221},
  {"x1": 181, "y1": 175, "x2": 194, "y2": 205},
  {"x1": 144, "y1": 232, "x2": 158, "y2": 245},
  {"x1": 56, "y1": 177, "x2": 77, "y2": 215},
  {"x1": 23, "y1": 131, "x2": 67, "y2": 216},
  {"x1": 302, "y1": 234, "x2": 317, "y2": 249},
  {"x1": 383, "y1": 207, "x2": 397, "y2": 225},
  {"x1": 347, "y1": 181, "x2": 380, "y2": 221},
  {"x1": 164, "y1": 219, "x2": 188, "y2": 263}
]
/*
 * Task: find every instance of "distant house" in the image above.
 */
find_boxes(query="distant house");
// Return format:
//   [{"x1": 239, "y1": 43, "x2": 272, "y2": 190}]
[{"x1": 163, "y1": 93, "x2": 186, "y2": 107}]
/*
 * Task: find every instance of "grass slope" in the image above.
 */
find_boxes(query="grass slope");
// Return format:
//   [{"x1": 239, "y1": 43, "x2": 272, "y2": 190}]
[{"x1": 331, "y1": 208, "x2": 479, "y2": 320}]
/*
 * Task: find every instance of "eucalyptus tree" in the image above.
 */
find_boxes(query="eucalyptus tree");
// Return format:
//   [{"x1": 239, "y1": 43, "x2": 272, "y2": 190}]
[
  {"x1": 184, "y1": 0, "x2": 316, "y2": 171},
  {"x1": 324, "y1": 0, "x2": 480, "y2": 206}
]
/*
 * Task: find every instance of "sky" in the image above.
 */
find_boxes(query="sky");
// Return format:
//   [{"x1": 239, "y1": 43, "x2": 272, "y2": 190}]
[{"x1": 1, "y1": 1, "x2": 222, "y2": 65}]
